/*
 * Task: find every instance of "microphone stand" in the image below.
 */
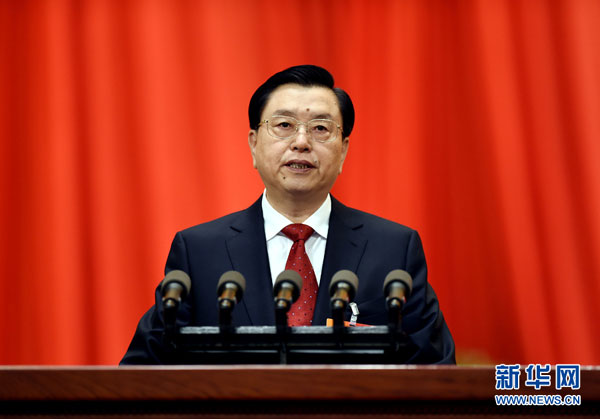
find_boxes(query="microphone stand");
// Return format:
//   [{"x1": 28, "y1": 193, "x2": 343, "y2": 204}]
[
  {"x1": 162, "y1": 298, "x2": 179, "y2": 349},
  {"x1": 218, "y1": 299, "x2": 234, "y2": 333},
  {"x1": 386, "y1": 299, "x2": 405, "y2": 353},
  {"x1": 275, "y1": 298, "x2": 291, "y2": 364}
]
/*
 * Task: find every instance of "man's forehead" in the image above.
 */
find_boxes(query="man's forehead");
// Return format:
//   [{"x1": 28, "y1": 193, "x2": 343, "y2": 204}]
[{"x1": 262, "y1": 84, "x2": 341, "y2": 119}]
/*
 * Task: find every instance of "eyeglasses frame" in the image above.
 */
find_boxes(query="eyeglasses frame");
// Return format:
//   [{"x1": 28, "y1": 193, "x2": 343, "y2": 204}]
[{"x1": 258, "y1": 115, "x2": 343, "y2": 143}]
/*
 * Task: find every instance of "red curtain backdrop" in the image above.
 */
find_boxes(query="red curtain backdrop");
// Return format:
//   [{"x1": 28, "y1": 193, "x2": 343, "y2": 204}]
[{"x1": 1, "y1": 0, "x2": 599, "y2": 365}]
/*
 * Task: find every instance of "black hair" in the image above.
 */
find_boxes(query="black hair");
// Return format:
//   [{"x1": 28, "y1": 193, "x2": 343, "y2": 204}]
[{"x1": 248, "y1": 65, "x2": 355, "y2": 138}]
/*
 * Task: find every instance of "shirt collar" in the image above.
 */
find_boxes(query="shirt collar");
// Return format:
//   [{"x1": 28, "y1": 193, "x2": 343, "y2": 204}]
[{"x1": 262, "y1": 190, "x2": 331, "y2": 241}]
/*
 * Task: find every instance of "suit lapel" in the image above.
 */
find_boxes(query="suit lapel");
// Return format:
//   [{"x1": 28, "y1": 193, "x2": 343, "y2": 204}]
[
  {"x1": 225, "y1": 197, "x2": 275, "y2": 326},
  {"x1": 313, "y1": 197, "x2": 368, "y2": 324}
]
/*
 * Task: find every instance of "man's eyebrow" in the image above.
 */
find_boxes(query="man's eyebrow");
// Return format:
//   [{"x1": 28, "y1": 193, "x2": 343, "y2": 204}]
[
  {"x1": 271, "y1": 109, "x2": 296, "y2": 117},
  {"x1": 312, "y1": 113, "x2": 333, "y2": 120},
  {"x1": 271, "y1": 110, "x2": 334, "y2": 120}
]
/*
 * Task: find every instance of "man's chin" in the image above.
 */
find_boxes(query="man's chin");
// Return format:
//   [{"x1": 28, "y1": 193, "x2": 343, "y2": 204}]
[
  {"x1": 279, "y1": 183, "x2": 323, "y2": 199},
  {"x1": 264, "y1": 179, "x2": 330, "y2": 202},
  {"x1": 283, "y1": 186, "x2": 315, "y2": 197}
]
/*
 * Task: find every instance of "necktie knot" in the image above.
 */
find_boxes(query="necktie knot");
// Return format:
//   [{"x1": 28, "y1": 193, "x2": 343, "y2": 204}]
[{"x1": 282, "y1": 224, "x2": 314, "y2": 242}]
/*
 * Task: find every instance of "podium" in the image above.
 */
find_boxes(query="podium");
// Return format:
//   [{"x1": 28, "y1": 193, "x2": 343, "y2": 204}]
[
  {"x1": 170, "y1": 325, "x2": 415, "y2": 364},
  {"x1": 1, "y1": 365, "x2": 598, "y2": 417}
]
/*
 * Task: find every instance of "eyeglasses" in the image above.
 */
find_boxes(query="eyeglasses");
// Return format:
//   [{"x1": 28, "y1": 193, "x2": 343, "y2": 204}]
[{"x1": 258, "y1": 115, "x2": 342, "y2": 143}]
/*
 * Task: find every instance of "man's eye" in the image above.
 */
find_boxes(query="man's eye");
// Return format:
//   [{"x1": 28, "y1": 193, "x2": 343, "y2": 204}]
[
  {"x1": 313, "y1": 124, "x2": 330, "y2": 132},
  {"x1": 276, "y1": 121, "x2": 295, "y2": 129}
]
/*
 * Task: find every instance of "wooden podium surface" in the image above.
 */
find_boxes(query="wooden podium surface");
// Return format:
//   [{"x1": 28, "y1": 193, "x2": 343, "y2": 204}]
[{"x1": 1, "y1": 365, "x2": 598, "y2": 418}]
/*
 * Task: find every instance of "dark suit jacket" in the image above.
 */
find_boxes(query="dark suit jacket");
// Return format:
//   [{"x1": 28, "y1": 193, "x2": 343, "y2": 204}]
[{"x1": 121, "y1": 196, "x2": 455, "y2": 364}]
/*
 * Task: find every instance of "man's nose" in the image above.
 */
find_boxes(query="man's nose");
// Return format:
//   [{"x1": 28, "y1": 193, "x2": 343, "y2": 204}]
[{"x1": 290, "y1": 125, "x2": 312, "y2": 151}]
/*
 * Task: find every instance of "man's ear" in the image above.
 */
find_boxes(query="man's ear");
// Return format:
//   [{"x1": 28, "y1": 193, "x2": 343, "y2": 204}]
[
  {"x1": 338, "y1": 137, "x2": 349, "y2": 174},
  {"x1": 248, "y1": 130, "x2": 258, "y2": 169}
]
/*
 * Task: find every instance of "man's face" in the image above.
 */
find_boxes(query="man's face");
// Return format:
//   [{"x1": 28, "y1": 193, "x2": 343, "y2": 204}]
[{"x1": 248, "y1": 84, "x2": 349, "y2": 204}]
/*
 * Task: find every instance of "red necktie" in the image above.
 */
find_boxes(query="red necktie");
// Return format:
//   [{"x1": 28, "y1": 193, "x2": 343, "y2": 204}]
[{"x1": 282, "y1": 224, "x2": 318, "y2": 326}]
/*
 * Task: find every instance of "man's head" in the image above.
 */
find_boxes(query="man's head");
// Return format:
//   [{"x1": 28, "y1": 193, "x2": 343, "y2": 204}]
[
  {"x1": 249, "y1": 65, "x2": 355, "y2": 139},
  {"x1": 248, "y1": 65, "x2": 354, "y2": 211}
]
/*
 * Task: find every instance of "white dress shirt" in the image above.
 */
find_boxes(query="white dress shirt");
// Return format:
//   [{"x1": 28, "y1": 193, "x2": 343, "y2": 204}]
[{"x1": 261, "y1": 191, "x2": 331, "y2": 286}]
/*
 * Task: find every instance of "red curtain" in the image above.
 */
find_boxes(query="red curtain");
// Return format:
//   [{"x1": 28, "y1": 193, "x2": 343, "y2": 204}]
[{"x1": 1, "y1": 0, "x2": 599, "y2": 365}]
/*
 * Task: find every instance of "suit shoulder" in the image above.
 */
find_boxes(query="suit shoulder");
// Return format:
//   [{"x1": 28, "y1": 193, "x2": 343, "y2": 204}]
[
  {"x1": 337, "y1": 203, "x2": 418, "y2": 237},
  {"x1": 176, "y1": 199, "x2": 261, "y2": 239}
]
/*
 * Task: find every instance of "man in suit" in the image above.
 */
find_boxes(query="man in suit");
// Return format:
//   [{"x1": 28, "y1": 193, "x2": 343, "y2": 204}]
[{"x1": 121, "y1": 65, "x2": 455, "y2": 364}]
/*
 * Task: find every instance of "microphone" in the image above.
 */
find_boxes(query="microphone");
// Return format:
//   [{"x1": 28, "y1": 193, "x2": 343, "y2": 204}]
[
  {"x1": 383, "y1": 269, "x2": 413, "y2": 309},
  {"x1": 329, "y1": 270, "x2": 359, "y2": 328},
  {"x1": 216, "y1": 270, "x2": 246, "y2": 327},
  {"x1": 273, "y1": 270, "x2": 302, "y2": 328},
  {"x1": 161, "y1": 270, "x2": 192, "y2": 311},
  {"x1": 383, "y1": 269, "x2": 413, "y2": 330},
  {"x1": 160, "y1": 270, "x2": 191, "y2": 335}
]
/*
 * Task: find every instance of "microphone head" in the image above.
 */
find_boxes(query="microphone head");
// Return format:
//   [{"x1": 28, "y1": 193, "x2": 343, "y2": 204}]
[
  {"x1": 216, "y1": 270, "x2": 246, "y2": 299},
  {"x1": 274, "y1": 270, "x2": 303, "y2": 303},
  {"x1": 383, "y1": 269, "x2": 413, "y2": 297},
  {"x1": 161, "y1": 270, "x2": 192, "y2": 298},
  {"x1": 329, "y1": 270, "x2": 359, "y2": 301}
]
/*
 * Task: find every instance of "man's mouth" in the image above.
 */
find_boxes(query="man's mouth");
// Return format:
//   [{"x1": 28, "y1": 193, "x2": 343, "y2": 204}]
[
  {"x1": 288, "y1": 163, "x2": 311, "y2": 169},
  {"x1": 285, "y1": 160, "x2": 315, "y2": 170}
]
